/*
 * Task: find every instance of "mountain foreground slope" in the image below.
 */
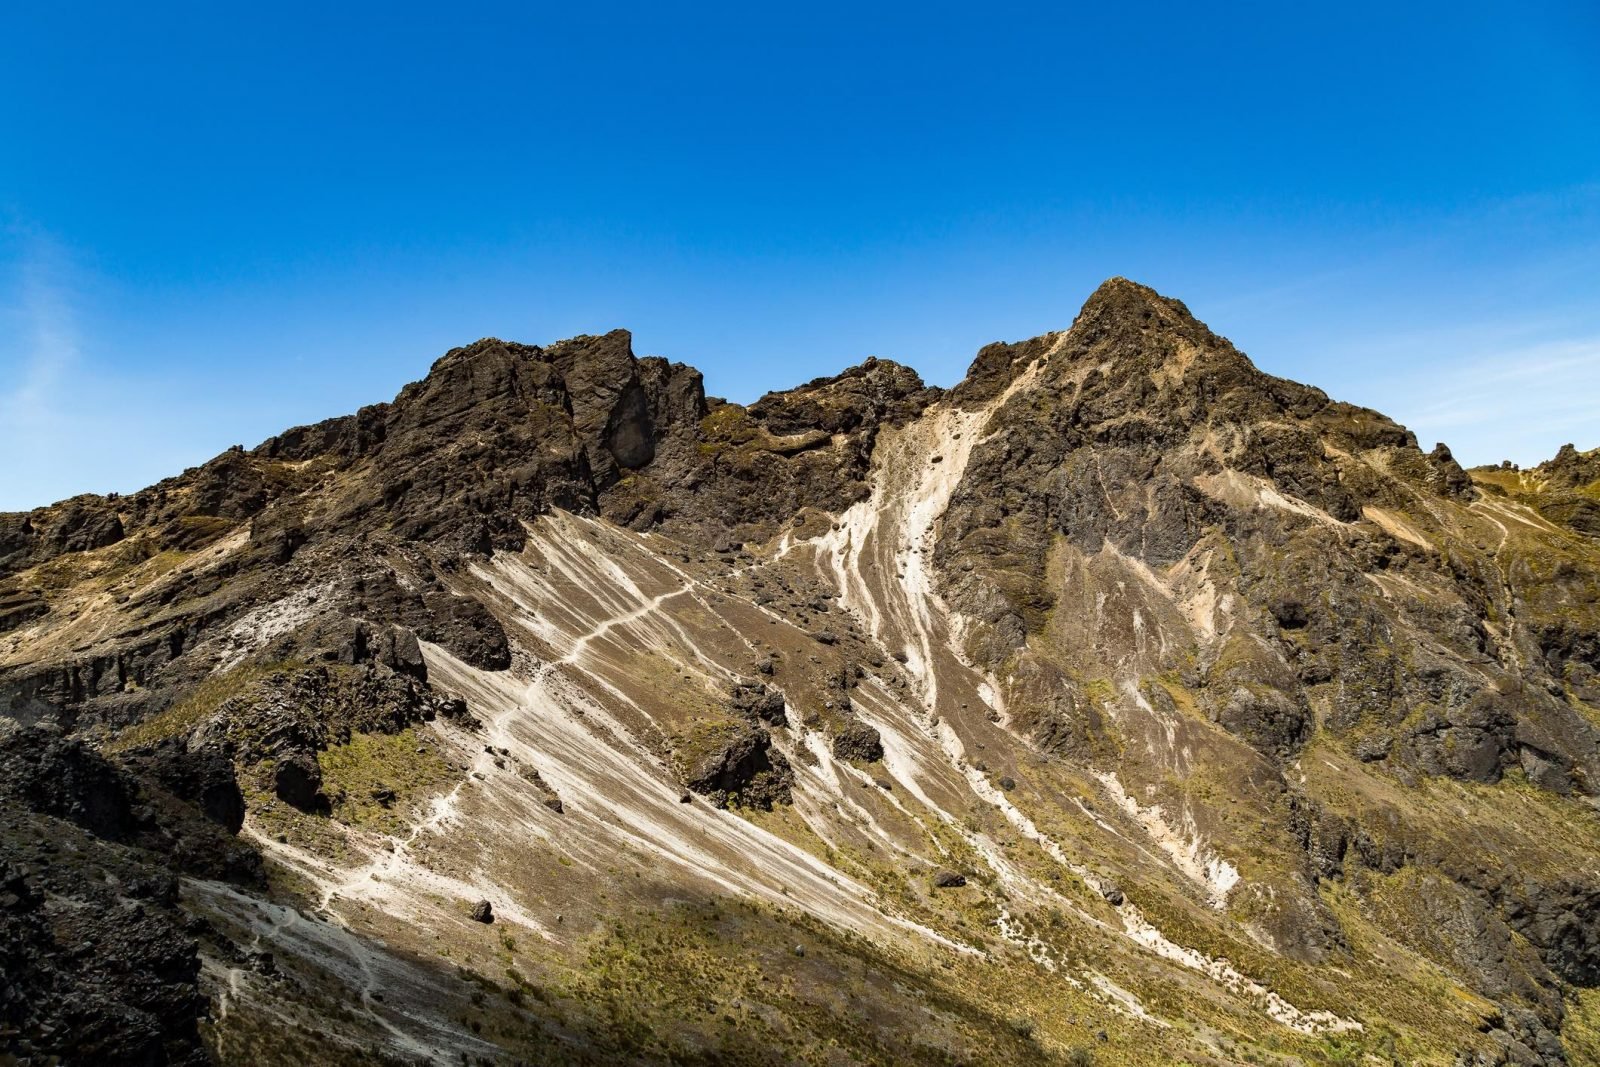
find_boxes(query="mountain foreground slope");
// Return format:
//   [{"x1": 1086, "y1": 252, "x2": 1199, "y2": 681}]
[{"x1": 3, "y1": 279, "x2": 1600, "y2": 1066}]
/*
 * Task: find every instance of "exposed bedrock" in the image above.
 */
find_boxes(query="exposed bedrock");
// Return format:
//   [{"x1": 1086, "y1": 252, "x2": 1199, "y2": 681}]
[{"x1": 2, "y1": 277, "x2": 1598, "y2": 1064}]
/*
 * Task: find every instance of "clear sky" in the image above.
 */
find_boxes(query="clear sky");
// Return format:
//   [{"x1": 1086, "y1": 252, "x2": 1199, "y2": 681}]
[{"x1": 2, "y1": 1, "x2": 1597, "y2": 510}]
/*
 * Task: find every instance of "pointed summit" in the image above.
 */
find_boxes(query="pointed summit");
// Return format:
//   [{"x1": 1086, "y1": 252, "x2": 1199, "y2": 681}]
[
  {"x1": 950, "y1": 277, "x2": 1222, "y2": 405},
  {"x1": 1069, "y1": 276, "x2": 1217, "y2": 351}
]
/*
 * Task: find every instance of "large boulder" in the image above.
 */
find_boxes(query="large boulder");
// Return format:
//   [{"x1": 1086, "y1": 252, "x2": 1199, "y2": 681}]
[{"x1": 684, "y1": 722, "x2": 793, "y2": 810}]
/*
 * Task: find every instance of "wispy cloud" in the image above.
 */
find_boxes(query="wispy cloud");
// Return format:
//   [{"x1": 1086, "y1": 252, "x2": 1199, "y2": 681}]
[
  {"x1": 1221, "y1": 185, "x2": 1600, "y2": 469},
  {"x1": 1354, "y1": 335, "x2": 1600, "y2": 467},
  {"x1": 0, "y1": 229, "x2": 101, "y2": 509},
  {"x1": 0, "y1": 228, "x2": 262, "y2": 511},
  {"x1": 0, "y1": 233, "x2": 80, "y2": 436}
]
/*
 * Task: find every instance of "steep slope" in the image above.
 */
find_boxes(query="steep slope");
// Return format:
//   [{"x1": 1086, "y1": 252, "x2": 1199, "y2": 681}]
[{"x1": 3, "y1": 280, "x2": 1599, "y2": 1066}]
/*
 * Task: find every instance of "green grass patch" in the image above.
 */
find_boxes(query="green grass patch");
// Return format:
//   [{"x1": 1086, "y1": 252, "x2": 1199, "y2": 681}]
[
  {"x1": 108, "y1": 663, "x2": 293, "y2": 752},
  {"x1": 318, "y1": 728, "x2": 457, "y2": 832}
]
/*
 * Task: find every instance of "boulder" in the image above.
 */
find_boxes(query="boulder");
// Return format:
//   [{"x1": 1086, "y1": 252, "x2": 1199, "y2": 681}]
[
  {"x1": 831, "y1": 718, "x2": 883, "y2": 762},
  {"x1": 684, "y1": 723, "x2": 793, "y2": 810},
  {"x1": 730, "y1": 681, "x2": 788, "y2": 726},
  {"x1": 273, "y1": 754, "x2": 329, "y2": 813}
]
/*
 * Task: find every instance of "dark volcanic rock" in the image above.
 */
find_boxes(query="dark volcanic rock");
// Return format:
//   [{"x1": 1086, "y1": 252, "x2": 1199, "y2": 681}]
[
  {"x1": 0, "y1": 724, "x2": 260, "y2": 884},
  {"x1": 1427, "y1": 442, "x2": 1476, "y2": 500},
  {"x1": 831, "y1": 717, "x2": 884, "y2": 762},
  {"x1": 0, "y1": 720, "x2": 272, "y2": 1065},
  {"x1": 192, "y1": 662, "x2": 430, "y2": 770},
  {"x1": 0, "y1": 724, "x2": 141, "y2": 841},
  {"x1": 730, "y1": 681, "x2": 788, "y2": 726},
  {"x1": 346, "y1": 570, "x2": 509, "y2": 671},
  {"x1": 684, "y1": 723, "x2": 794, "y2": 810},
  {"x1": 1500, "y1": 877, "x2": 1600, "y2": 987},
  {"x1": 123, "y1": 738, "x2": 247, "y2": 833},
  {"x1": 273, "y1": 753, "x2": 329, "y2": 812},
  {"x1": 0, "y1": 497, "x2": 125, "y2": 578},
  {"x1": 0, "y1": 833, "x2": 209, "y2": 1067}
]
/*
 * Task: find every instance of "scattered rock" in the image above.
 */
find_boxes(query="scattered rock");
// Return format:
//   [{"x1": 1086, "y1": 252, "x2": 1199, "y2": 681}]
[
  {"x1": 730, "y1": 681, "x2": 788, "y2": 726},
  {"x1": 511, "y1": 760, "x2": 566, "y2": 814}
]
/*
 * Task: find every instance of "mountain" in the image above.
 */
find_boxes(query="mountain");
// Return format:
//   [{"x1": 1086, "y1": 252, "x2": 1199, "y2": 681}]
[{"x1": 3, "y1": 279, "x2": 1599, "y2": 1066}]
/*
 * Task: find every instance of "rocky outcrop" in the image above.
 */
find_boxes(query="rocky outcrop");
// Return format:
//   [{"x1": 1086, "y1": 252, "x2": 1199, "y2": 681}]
[
  {"x1": 0, "y1": 831, "x2": 210, "y2": 1066},
  {"x1": 1540, "y1": 444, "x2": 1600, "y2": 491},
  {"x1": 341, "y1": 569, "x2": 509, "y2": 671},
  {"x1": 0, "y1": 723, "x2": 259, "y2": 884},
  {"x1": 730, "y1": 681, "x2": 788, "y2": 727},
  {"x1": 1529, "y1": 445, "x2": 1600, "y2": 537},
  {"x1": 0, "y1": 718, "x2": 272, "y2": 1065},
  {"x1": 0, "y1": 497, "x2": 126, "y2": 577},
  {"x1": 831, "y1": 717, "x2": 884, "y2": 762},
  {"x1": 3, "y1": 278, "x2": 1599, "y2": 1064},
  {"x1": 620, "y1": 356, "x2": 938, "y2": 541},
  {"x1": 121, "y1": 738, "x2": 247, "y2": 833},
  {"x1": 682, "y1": 722, "x2": 794, "y2": 810},
  {"x1": 518, "y1": 763, "x2": 565, "y2": 814}
]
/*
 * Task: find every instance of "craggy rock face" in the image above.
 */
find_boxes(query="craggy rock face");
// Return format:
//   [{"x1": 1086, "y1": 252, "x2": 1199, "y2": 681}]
[
  {"x1": 0, "y1": 835, "x2": 209, "y2": 1066},
  {"x1": 2, "y1": 279, "x2": 1599, "y2": 1066},
  {"x1": 939, "y1": 281, "x2": 1594, "y2": 781}
]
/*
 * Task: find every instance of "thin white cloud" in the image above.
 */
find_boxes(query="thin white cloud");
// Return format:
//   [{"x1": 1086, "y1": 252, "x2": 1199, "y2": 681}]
[
  {"x1": 0, "y1": 234, "x2": 80, "y2": 436},
  {"x1": 1354, "y1": 335, "x2": 1600, "y2": 467},
  {"x1": 1229, "y1": 185, "x2": 1600, "y2": 469}
]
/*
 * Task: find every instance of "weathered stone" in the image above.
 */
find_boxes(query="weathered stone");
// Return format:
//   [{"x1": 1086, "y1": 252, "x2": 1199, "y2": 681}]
[
  {"x1": 684, "y1": 723, "x2": 793, "y2": 811},
  {"x1": 831, "y1": 718, "x2": 883, "y2": 762},
  {"x1": 273, "y1": 754, "x2": 328, "y2": 813},
  {"x1": 730, "y1": 681, "x2": 787, "y2": 726}
]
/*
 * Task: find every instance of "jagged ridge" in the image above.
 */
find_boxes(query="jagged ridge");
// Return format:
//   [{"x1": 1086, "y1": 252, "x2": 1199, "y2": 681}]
[{"x1": 2, "y1": 279, "x2": 1599, "y2": 1066}]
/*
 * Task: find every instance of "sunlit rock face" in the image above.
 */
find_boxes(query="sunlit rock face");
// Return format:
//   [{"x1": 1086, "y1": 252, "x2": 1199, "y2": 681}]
[{"x1": 3, "y1": 279, "x2": 1599, "y2": 1066}]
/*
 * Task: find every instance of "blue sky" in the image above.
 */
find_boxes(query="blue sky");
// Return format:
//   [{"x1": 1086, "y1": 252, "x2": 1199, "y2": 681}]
[{"x1": 2, "y1": 1, "x2": 1597, "y2": 510}]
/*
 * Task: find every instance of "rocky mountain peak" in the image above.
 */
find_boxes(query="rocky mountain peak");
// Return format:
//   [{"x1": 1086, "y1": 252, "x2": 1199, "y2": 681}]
[
  {"x1": 1071, "y1": 275, "x2": 1209, "y2": 339},
  {"x1": 950, "y1": 277, "x2": 1232, "y2": 407},
  {"x1": 1051, "y1": 276, "x2": 1253, "y2": 394},
  {"x1": 3, "y1": 282, "x2": 1600, "y2": 1066},
  {"x1": 1541, "y1": 442, "x2": 1600, "y2": 489}
]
